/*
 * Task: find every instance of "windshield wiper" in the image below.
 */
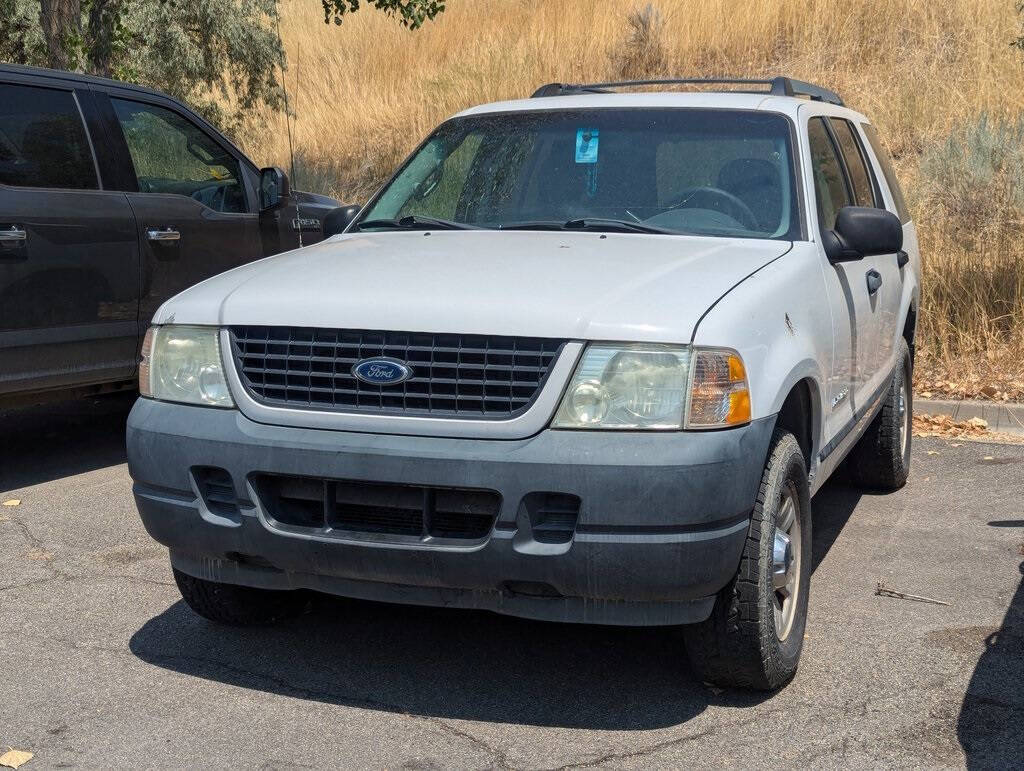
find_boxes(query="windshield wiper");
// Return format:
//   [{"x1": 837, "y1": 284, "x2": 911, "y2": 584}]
[
  {"x1": 562, "y1": 218, "x2": 674, "y2": 235},
  {"x1": 498, "y1": 220, "x2": 566, "y2": 231},
  {"x1": 500, "y1": 218, "x2": 675, "y2": 235},
  {"x1": 355, "y1": 215, "x2": 480, "y2": 231}
]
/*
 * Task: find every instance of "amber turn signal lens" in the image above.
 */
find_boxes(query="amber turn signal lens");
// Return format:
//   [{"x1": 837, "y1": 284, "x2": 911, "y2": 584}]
[{"x1": 686, "y1": 349, "x2": 752, "y2": 428}]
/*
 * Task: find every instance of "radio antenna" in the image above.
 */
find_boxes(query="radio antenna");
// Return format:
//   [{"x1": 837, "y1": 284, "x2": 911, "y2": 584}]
[{"x1": 275, "y1": 12, "x2": 302, "y2": 246}]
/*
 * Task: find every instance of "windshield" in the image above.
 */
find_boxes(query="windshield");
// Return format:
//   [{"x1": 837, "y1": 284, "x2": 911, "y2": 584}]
[{"x1": 356, "y1": 108, "x2": 800, "y2": 240}]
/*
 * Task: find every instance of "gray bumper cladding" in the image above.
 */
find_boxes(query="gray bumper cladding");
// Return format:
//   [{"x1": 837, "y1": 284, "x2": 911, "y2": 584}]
[{"x1": 127, "y1": 399, "x2": 776, "y2": 626}]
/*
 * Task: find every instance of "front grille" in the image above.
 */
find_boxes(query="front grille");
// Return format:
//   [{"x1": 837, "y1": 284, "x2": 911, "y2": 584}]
[
  {"x1": 230, "y1": 326, "x2": 566, "y2": 418},
  {"x1": 252, "y1": 474, "x2": 501, "y2": 542}
]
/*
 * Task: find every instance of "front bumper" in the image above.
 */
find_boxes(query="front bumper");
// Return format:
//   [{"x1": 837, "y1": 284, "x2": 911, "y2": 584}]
[{"x1": 127, "y1": 399, "x2": 776, "y2": 626}]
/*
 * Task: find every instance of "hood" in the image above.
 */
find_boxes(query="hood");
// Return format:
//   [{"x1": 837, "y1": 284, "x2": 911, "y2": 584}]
[
  {"x1": 292, "y1": 189, "x2": 342, "y2": 207},
  {"x1": 154, "y1": 231, "x2": 791, "y2": 343}
]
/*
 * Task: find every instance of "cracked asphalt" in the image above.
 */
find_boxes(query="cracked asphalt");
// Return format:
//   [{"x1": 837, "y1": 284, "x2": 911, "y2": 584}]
[{"x1": 1, "y1": 394, "x2": 1022, "y2": 769}]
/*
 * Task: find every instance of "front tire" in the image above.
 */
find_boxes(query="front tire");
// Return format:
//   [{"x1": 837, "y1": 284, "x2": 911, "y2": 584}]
[
  {"x1": 683, "y1": 429, "x2": 812, "y2": 691},
  {"x1": 848, "y1": 338, "x2": 912, "y2": 491},
  {"x1": 173, "y1": 568, "x2": 304, "y2": 626}
]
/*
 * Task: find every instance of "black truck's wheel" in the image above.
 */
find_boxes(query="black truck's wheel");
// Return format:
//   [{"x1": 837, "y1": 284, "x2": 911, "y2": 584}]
[
  {"x1": 848, "y1": 338, "x2": 913, "y2": 492},
  {"x1": 683, "y1": 429, "x2": 812, "y2": 690},
  {"x1": 173, "y1": 567, "x2": 303, "y2": 626}
]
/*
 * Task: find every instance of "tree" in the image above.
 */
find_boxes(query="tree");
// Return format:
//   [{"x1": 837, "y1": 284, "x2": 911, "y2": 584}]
[
  {"x1": 320, "y1": 0, "x2": 444, "y2": 29},
  {"x1": 0, "y1": 0, "x2": 446, "y2": 134}
]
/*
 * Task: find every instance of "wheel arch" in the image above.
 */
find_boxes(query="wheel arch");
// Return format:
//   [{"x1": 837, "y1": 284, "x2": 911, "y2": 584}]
[{"x1": 770, "y1": 371, "x2": 823, "y2": 471}]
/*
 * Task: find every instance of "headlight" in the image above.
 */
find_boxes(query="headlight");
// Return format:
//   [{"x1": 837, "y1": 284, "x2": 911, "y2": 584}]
[
  {"x1": 552, "y1": 344, "x2": 691, "y2": 429},
  {"x1": 551, "y1": 344, "x2": 751, "y2": 430},
  {"x1": 140, "y1": 325, "x2": 234, "y2": 408}
]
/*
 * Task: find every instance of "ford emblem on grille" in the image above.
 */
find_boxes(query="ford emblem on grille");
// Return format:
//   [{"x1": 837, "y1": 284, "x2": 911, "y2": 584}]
[{"x1": 352, "y1": 357, "x2": 412, "y2": 386}]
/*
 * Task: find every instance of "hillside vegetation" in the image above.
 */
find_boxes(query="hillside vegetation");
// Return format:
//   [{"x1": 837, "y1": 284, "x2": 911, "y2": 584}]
[{"x1": 238, "y1": 0, "x2": 1024, "y2": 392}]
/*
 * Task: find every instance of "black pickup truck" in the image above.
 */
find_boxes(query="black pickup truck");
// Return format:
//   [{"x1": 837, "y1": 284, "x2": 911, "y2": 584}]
[{"x1": 0, "y1": 64, "x2": 357, "y2": 406}]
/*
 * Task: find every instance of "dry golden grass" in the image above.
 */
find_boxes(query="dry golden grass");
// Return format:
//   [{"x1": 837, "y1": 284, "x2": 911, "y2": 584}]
[{"x1": 235, "y1": 0, "x2": 1024, "y2": 383}]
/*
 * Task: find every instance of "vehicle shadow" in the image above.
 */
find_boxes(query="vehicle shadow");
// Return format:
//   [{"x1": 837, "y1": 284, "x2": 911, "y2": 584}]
[
  {"x1": 0, "y1": 392, "x2": 135, "y2": 492},
  {"x1": 957, "y1": 559, "x2": 1024, "y2": 768},
  {"x1": 809, "y1": 472, "x2": 863, "y2": 573},
  {"x1": 128, "y1": 478, "x2": 863, "y2": 730},
  {"x1": 129, "y1": 594, "x2": 767, "y2": 730}
]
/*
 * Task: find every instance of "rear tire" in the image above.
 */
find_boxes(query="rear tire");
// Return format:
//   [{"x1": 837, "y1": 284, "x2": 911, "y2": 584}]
[
  {"x1": 683, "y1": 429, "x2": 812, "y2": 691},
  {"x1": 173, "y1": 567, "x2": 304, "y2": 626},
  {"x1": 848, "y1": 338, "x2": 912, "y2": 492}
]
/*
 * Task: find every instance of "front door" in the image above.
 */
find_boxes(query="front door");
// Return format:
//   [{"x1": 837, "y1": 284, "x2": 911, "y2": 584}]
[
  {"x1": 102, "y1": 94, "x2": 263, "y2": 326},
  {"x1": 0, "y1": 81, "x2": 139, "y2": 398},
  {"x1": 806, "y1": 116, "x2": 864, "y2": 436}
]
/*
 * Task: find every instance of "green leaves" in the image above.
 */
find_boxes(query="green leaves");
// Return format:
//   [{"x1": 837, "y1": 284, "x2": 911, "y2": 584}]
[{"x1": 320, "y1": 0, "x2": 446, "y2": 30}]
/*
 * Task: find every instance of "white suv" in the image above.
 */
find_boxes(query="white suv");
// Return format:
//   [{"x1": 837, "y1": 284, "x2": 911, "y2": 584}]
[{"x1": 127, "y1": 78, "x2": 920, "y2": 690}]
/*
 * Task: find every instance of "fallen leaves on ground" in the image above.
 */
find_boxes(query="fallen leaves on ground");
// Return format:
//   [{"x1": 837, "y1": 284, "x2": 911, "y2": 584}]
[
  {"x1": 913, "y1": 413, "x2": 1024, "y2": 444},
  {"x1": 913, "y1": 413, "x2": 990, "y2": 439},
  {"x1": 0, "y1": 749, "x2": 33, "y2": 769},
  {"x1": 2, "y1": 500, "x2": 20, "y2": 507},
  {"x1": 914, "y1": 357, "x2": 1024, "y2": 402}
]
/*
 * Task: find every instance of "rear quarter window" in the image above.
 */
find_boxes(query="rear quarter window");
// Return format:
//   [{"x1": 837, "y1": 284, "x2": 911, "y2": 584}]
[{"x1": 0, "y1": 83, "x2": 98, "y2": 190}]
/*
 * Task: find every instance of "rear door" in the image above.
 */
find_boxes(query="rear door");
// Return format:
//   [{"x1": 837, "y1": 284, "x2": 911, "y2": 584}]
[
  {"x1": 96, "y1": 91, "x2": 264, "y2": 325},
  {"x1": 0, "y1": 78, "x2": 139, "y2": 398}
]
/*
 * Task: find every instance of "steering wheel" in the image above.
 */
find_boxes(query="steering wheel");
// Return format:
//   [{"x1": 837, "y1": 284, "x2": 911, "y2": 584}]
[
  {"x1": 667, "y1": 186, "x2": 760, "y2": 231},
  {"x1": 191, "y1": 181, "x2": 229, "y2": 212}
]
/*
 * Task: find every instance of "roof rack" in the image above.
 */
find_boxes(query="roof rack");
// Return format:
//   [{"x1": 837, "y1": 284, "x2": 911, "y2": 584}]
[{"x1": 530, "y1": 77, "x2": 844, "y2": 106}]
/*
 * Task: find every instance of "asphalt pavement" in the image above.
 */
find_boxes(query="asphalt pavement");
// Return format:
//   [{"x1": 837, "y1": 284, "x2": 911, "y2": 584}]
[{"x1": 1, "y1": 394, "x2": 1022, "y2": 769}]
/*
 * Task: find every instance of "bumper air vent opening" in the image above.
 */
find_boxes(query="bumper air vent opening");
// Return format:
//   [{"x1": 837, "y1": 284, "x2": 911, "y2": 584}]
[
  {"x1": 193, "y1": 467, "x2": 239, "y2": 520},
  {"x1": 251, "y1": 474, "x2": 500, "y2": 543},
  {"x1": 519, "y1": 492, "x2": 581, "y2": 545},
  {"x1": 256, "y1": 475, "x2": 326, "y2": 529},
  {"x1": 503, "y1": 580, "x2": 563, "y2": 598}
]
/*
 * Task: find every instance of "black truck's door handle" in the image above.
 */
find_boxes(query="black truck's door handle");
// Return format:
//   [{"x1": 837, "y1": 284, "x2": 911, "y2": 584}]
[
  {"x1": 866, "y1": 269, "x2": 883, "y2": 295},
  {"x1": 0, "y1": 224, "x2": 28, "y2": 261},
  {"x1": 0, "y1": 225, "x2": 27, "y2": 243},
  {"x1": 147, "y1": 227, "x2": 181, "y2": 242}
]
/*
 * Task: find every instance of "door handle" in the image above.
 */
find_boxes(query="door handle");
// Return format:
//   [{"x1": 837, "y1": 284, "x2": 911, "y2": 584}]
[
  {"x1": 866, "y1": 269, "x2": 883, "y2": 295},
  {"x1": 0, "y1": 226, "x2": 27, "y2": 243},
  {"x1": 147, "y1": 228, "x2": 181, "y2": 242}
]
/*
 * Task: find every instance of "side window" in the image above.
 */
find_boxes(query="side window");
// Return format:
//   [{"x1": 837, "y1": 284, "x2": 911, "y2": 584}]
[
  {"x1": 0, "y1": 83, "x2": 98, "y2": 190},
  {"x1": 829, "y1": 118, "x2": 876, "y2": 208},
  {"x1": 806, "y1": 117, "x2": 850, "y2": 230},
  {"x1": 861, "y1": 123, "x2": 911, "y2": 223},
  {"x1": 111, "y1": 98, "x2": 246, "y2": 213}
]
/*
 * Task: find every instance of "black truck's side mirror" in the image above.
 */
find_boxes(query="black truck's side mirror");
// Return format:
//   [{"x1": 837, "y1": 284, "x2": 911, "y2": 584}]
[
  {"x1": 323, "y1": 205, "x2": 362, "y2": 237},
  {"x1": 259, "y1": 166, "x2": 290, "y2": 211},
  {"x1": 824, "y1": 206, "x2": 903, "y2": 264}
]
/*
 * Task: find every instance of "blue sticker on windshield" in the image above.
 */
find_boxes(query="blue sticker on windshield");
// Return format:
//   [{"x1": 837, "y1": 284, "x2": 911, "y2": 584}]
[{"x1": 575, "y1": 129, "x2": 599, "y2": 163}]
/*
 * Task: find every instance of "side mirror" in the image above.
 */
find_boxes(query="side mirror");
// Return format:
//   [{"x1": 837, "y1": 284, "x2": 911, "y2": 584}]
[
  {"x1": 824, "y1": 206, "x2": 903, "y2": 264},
  {"x1": 323, "y1": 204, "x2": 362, "y2": 237},
  {"x1": 259, "y1": 166, "x2": 290, "y2": 211}
]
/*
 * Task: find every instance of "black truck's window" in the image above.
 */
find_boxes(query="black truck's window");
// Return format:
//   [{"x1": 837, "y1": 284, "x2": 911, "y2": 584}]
[
  {"x1": 829, "y1": 118, "x2": 876, "y2": 208},
  {"x1": 0, "y1": 84, "x2": 98, "y2": 190},
  {"x1": 111, "y1": 98, "x2": 246, "y2": 213},
  {"x1": 807, "y1": 117, "x2": 850, "y2": 230}
]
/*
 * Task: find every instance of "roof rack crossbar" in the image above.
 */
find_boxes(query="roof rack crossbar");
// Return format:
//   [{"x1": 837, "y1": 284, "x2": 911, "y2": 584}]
[{"x1": 530, "y1": 77, "x2": 844, "y2": 106}]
